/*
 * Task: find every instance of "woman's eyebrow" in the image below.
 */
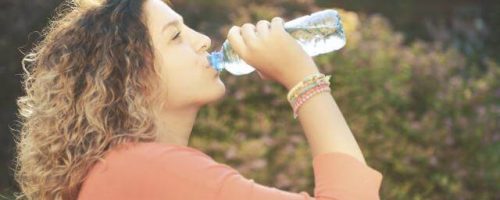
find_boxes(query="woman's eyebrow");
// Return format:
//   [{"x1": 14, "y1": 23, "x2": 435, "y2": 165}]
[{"x1": 161, "y1": 16, "x2": 184, "y2": 33}]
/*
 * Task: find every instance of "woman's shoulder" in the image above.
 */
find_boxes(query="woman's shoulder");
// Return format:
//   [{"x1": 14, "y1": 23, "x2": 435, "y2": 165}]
[
  {"x1": 79, "y1": 142, "x2": 236, "y2": 199},
  {"x1": 79, "y1": 142, "x2": 232, "y2": 199},
  {"x1": 93, "y1": 142, "x2": 218, "y2": 172},
  {"x1": 104, "y1": 141, "x2": 210, "y2": 160},
  {"x1": 84, "y1": 141, "x2": 234, "y2": 184}
]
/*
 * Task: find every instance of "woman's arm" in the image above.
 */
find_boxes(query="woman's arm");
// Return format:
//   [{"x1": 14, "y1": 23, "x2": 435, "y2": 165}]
[
  {"x1": 282, "y1": 68, "x2": 368, "y2": 165},
  {"x1": 219, "y1": 17, "x2": 382, "y2": 199},
  {"x1": 225, "y1": 17, "x2": 368, "y2": 165}
]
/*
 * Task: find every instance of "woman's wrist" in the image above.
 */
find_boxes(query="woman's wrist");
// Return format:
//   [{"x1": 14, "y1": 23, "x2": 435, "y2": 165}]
[{"x1": 281, "y1": 65, "x2": 321, "y2": 90}]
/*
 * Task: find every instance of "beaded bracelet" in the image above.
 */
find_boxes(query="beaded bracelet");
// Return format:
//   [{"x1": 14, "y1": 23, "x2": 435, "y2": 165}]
[
  {"x1": 285, "y1": 72, "x2": 333, "y2": 118},
  {"x1": 287, "y1": 73, "x2": 325, "y2": 102},
  {"x1": 292, "y1": 84, "x2": 331, "y2": 119},
  {"x1": 286, "y1": 72, "x2": 325, "y2": 101},
  {"x1": 288, "y1": 76, "x2": 331, "y2": 104},
  {"x1": 292, "y1": 82, "x2": 330, "y2": 108},
  {"x1": 289, "y1": 82, "x2": 330, "y2": 105}
]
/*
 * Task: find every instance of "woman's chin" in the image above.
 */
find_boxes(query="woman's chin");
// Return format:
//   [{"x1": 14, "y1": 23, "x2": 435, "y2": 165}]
[
  {"x1": 205, "y1": 82, "x2": 226, "y2": 105},
  {"x1": 214, "y1": 82, "x2": 226, "y2": 100}
]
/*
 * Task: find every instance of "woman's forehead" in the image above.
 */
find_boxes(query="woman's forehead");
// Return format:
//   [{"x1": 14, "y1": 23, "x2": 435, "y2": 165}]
[{"x1": 144, "y1": 0, "x2": 181, "y2": 30}]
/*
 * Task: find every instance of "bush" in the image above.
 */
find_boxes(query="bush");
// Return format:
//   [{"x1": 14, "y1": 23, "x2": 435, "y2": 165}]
[{"x1": 190, "y1": 7, "x2": 500, "y2": 200}]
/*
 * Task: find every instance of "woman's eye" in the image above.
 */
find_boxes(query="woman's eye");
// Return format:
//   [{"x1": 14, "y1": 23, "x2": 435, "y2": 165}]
[{"x1": 173, "y1": 32, "x2": 181, "y2": 40}]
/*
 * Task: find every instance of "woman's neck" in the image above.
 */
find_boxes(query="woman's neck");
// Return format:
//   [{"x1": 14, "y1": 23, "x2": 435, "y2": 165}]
[{"x1": 155, "y1": 106, "x2": 200, "y2": 146}]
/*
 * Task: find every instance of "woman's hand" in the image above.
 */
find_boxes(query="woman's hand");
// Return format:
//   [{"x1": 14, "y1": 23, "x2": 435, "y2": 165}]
[{"x1": 227, "y1": 17, "x2": 320, "y2": 89}]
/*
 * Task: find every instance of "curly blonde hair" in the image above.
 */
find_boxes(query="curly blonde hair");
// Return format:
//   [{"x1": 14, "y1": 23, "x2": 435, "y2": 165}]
[{"x1": 13, "y1": 0, "x2": 170, "y2": 199}]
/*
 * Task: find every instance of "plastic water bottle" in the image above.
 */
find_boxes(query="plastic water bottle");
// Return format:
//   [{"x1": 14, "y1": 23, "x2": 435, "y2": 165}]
[{"x1": 207, "y1": 9, "x2": 346, "y2": 76}]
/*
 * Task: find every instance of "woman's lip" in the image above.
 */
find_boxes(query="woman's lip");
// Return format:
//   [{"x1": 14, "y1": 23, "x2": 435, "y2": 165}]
[{"x1": 207, "y1": 64, "x2": 219, "y2": 77}]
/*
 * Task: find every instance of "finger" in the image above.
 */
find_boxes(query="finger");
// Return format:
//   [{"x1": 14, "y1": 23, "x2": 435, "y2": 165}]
[
  {"x1": 256, "y1": 20, "x2": 271, "y2": 38},
  {"x1": 271, "y1": 17, "x2": 285, "y2": 34},
  {"x1": 227, "y1": 26, "x2": 247, "y2": 57},
  {"x1": 241, "y1": 23, "x2": 258, "y2": 48}
]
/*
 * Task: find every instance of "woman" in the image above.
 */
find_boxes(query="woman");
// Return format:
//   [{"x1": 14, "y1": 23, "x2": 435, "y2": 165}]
[{"x1": 14, "y1": 0, "x2": 383, "y2": 199}]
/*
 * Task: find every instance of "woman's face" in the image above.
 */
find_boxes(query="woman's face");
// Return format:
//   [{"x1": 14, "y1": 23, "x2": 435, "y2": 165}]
[{"x1": 144, "y1": 0, "x2": 225, "y2": 109}]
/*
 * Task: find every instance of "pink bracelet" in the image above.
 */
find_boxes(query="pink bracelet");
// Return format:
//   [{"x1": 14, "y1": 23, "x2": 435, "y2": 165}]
[
  {"x1": 292, "y1": 84, "x2": 330, "y2": 109},
  {"x1": 292, "y1": 84, "x2": 331, "y2": 119},
  {"x1": 290, "y1": 82, "x2": 330, "y2": 106}
]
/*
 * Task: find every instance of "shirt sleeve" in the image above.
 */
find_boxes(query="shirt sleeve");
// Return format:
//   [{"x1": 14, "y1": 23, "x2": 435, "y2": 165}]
[
  {"x1": 215, "y1": 151, "x2": 383, "y2": 200},
  {"x1": 78, "y1": 143, "x2": 383, "y2": 200}
]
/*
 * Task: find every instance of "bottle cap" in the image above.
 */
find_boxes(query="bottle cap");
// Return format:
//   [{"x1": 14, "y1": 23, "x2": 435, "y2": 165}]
[{"x1": 208, "y1": 52, "x2": 224, "y2": 72}]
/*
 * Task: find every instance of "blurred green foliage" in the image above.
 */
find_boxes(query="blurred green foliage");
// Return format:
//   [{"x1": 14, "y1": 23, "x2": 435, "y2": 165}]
[
  {"x1": 177, "y1": 1, "x2": 499, "y2": 199},
  {"x1": 1, "y1": 0, "x2": 498, "y2": 199}
]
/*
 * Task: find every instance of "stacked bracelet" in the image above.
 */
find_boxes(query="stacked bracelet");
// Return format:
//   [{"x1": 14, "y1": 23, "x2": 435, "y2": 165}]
[
  {"x1": 287, "y1": 72, "x2": 326, "y2": 102},
  {"x1": 286, "y1": 73, "x2": 332, "y2": 119},
  {"x1": 290, "y1": 82, "x2": 330, "y2": 104},
  {"x1": 292, "y1": 84, "x2": 331, "y2": 118}
]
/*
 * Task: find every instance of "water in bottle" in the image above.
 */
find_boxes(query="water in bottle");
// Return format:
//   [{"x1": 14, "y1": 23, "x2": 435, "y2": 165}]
[{"x1": 207, "y1": 9, "x2": 346, "y2": 76}]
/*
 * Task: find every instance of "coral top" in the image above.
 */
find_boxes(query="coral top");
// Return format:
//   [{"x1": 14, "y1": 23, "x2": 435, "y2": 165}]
[{"x1": 78, "y1": 142, "x2": 383, "y2": 200}]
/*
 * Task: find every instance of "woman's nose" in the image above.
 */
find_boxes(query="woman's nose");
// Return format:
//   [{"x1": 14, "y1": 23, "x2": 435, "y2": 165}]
[{"x1": 197, "y1": 33, "x2": 211, "y2": 52}]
